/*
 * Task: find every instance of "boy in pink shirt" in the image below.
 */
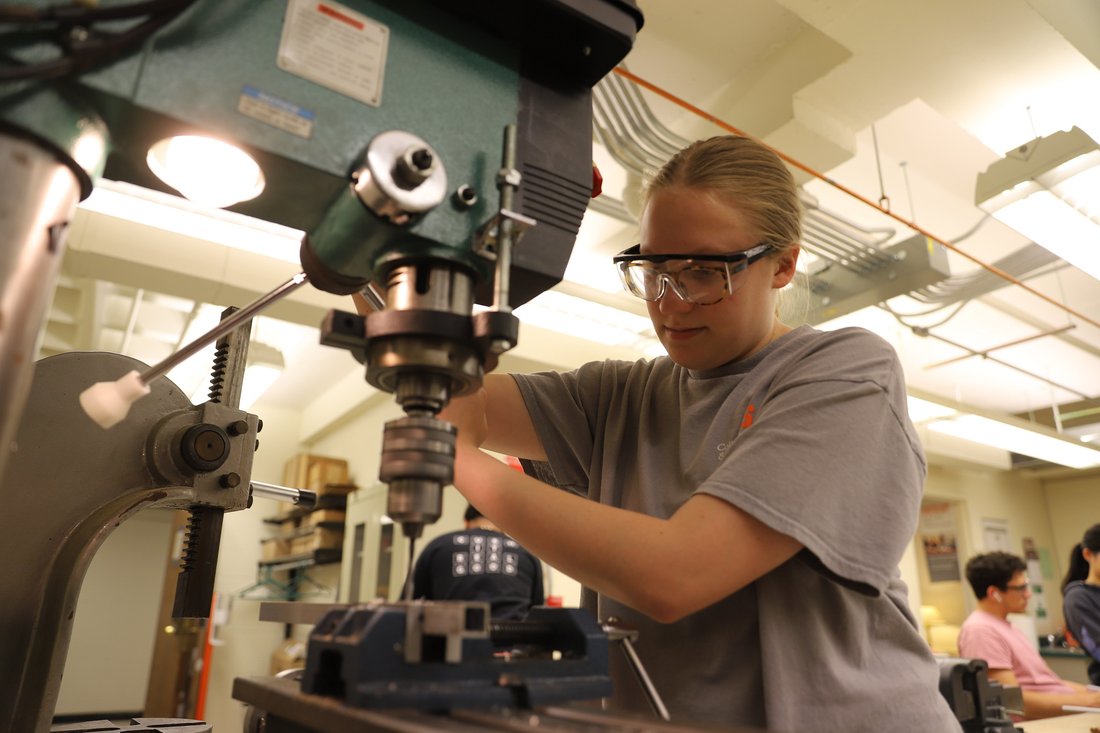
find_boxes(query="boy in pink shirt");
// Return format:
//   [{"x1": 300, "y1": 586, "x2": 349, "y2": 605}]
[{"x1": 959, "y1": 551, "x2": 1100, "y2": 719}]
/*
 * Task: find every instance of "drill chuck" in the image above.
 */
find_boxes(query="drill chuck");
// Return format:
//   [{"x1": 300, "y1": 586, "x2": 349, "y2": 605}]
[{"x1": 380, "y1": 416, "x2": 456, "y2": 533}]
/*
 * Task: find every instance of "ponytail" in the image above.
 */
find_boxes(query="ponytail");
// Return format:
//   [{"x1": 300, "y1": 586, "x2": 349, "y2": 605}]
[{"x1": 1062, "y1": 542, "x2": 1089, "y2": 594}]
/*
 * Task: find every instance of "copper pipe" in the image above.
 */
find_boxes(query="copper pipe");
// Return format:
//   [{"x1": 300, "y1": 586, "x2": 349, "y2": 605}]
[{"x1": 924, "y1": 325, "x2": 1076, "y2": 369}]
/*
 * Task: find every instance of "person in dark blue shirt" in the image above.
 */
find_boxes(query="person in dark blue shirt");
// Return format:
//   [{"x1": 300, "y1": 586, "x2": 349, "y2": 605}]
[
  {"x1": 1062, "y1": 523, "x2": 1100, "y2": 685},
  {"x1": 412, "y1": 503, "x2": 544, "y2": 620}
]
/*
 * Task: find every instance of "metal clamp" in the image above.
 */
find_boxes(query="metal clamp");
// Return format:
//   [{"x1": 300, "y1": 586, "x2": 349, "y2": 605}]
[{"x1": 472, "y1": 208, "x2": 537, "y2": 261}]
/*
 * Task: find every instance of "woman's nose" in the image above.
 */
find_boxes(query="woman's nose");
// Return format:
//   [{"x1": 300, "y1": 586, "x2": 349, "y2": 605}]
[{"x1": 657, "y1": 281, "x2": 693, "y2": 312}]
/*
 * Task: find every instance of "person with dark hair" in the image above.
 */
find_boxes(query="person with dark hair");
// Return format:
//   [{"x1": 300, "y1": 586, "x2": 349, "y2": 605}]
[
  {"x1": 959, "y1": 551, "x2": 1100, "y2": 719},
  {"x1": 411, "y1": 502, "x2": 544, "y2": 620},
  {"x1": 1061, "y1": 524, "x2": 1100, "y2": 685},
  {"x1": 436, "y1": 135, "x2": 960, "y2": 731}
]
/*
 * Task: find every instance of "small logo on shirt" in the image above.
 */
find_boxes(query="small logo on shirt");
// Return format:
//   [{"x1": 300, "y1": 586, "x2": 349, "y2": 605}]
[
  {"x1": 716, "y1": 440, "x2": 734, "y2": 462},
  {"x1": 451, "y1": 533, "x2": 519, "y2": 577},
  {"x1": 741, "y1": 404, "x2": 755, "y2": 429},
  {"x1": 716, "y1": 405, "x2": 756, "y2": 461}
]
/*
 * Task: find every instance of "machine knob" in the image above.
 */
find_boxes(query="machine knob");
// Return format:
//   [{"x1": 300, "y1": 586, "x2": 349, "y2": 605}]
[
  {"x1": 178, "y1": 423, "x2": 231, "y2": 472},
  {"x1": 353, "y1": 130, "x2": 447, "y2": 225}
]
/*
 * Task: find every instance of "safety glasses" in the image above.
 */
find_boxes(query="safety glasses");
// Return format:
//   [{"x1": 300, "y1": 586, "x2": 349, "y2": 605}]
[{"x1": 613, "y1": 243, "x2": 773, "y2": 305}]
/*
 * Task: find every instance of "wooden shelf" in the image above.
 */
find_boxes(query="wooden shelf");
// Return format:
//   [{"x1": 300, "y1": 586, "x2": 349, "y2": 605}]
[{"x1": 258, "y1": 547, "x2": 342, "y2": 571}]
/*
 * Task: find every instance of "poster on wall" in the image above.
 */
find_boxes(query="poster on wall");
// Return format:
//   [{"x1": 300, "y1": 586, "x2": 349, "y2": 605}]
[
  {"x1": 920, "y1": 502, "x2": 962, "y2": 583},
  {"x1": 1022, "y1": 537, "x2": 1049, "y2": 621},
  {"x1": 982, "y1": 517, "x2": 1011, "y2": 552}
]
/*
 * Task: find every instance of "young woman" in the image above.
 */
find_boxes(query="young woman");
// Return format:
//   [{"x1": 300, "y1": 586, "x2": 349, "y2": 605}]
[
  {"x1": 440, "y1": 135, "x2": 960, "y2": 731},
  {"x1": 1062, "y1": 524, "x2": 1100, "y2": 685}
]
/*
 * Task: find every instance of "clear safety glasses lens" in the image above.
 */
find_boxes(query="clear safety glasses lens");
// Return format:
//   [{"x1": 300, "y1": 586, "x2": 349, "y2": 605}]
[{"x1": 618, "y1": 261, "x2": 747, "y2": 305}]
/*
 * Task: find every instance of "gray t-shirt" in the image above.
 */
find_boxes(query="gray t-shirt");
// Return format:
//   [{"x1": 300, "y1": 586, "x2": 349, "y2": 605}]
[{"x1": 512, "y1": 325, "x2": 961, "y2": 732}]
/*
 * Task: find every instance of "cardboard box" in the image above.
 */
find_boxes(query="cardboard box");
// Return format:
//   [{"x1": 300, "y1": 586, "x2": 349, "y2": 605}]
[
  {"x1": 270, "y1": 639, "x2": 307, "y2": 675},
  {"x1": 308, "y1": 509, "x2": 347, "y2": 527},
  {"x1": 290, "y1": 527, "x2": 344, "y2": 555},
  {"x1": 314, "y1": 482, "x2": 357, "y2": 498},
  {"x1": 277, "y1": 517, "x2": 301, "y2": 536},
  {"x1": 260, "y1": 537, "x2": 290, "y2": 561},
  {"x1": 306, "y1": 460, "x2": 350, "y2": 493},
  {"x1": 283, "y1": 453, "x2": 348, "y2": 490}
]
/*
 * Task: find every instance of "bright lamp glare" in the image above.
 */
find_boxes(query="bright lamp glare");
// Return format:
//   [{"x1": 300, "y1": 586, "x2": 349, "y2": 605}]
[
  {"x1": 928, "y1": 414, "x2": 1100, "y2": 469},
  {"x1": 72, "y1": 130, "x2": 107, "y2": 173},
  {"x1": 977, "y1": 127, "x2": 1100, "y2": 284},
  {"x1": 147, "y1": 135, "x2": 265, "y2": 209},
  {"x1": 992, "y1": 191, "x2": 1100, "y2": 280},
  {"x1": 239, "y1": 363, "x2": 282, "y2": 410},
  {"x1": 906, "y1": 396, "x2": 958, "y2": 423},
  {"x1": 1051, "y1": 156, "x2": 1100, "y2": 219}
]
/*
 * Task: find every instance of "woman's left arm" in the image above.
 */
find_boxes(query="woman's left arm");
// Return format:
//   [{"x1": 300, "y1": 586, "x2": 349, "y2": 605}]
[{"x1": 453, "y1": 443, "x2": 802, "y2": 623}]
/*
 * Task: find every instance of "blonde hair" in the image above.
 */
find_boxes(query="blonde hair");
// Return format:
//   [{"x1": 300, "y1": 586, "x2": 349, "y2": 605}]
[{"x1": 646, "y1": 135, "x2": 802, "y2": 257}]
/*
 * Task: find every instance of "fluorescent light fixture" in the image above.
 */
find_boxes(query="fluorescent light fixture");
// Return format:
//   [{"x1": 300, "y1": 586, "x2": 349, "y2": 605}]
[
  {"x1": 147, "y1": 135, "x2": 266, "y2": 208},
  {"x1": 908, "y1": 391, "x2": 1100, "y2": 469},
  {"x1": 80, "y1": 179, "x2": 303, "y2": 264},
  {"x1": 906, "y1": 396, "x2": 958, "y2": 423},
  {"x1": 240, "y1": 341, "x2": 285, "y2": 410},
  {"x1": 976, "y1": 126, "x2": 1100, "y2": 282},
  {"x1": 514, "y1": 289, "x2": 662, "y2": 354}
]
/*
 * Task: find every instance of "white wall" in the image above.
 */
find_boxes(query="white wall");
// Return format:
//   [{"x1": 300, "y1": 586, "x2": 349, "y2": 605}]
[
  {"x1": 56, "y1": 510, "x2": 174, "y2": 715},
  {"x1": 1042, "y1": 470, "x2": 1100, "y2": 602},
  {"x1": 203, "y1": 404, "x2": 310, "y2": 733},
  {"x1": 919, "y1": 462, "x2": 1061, "y2": 633}
]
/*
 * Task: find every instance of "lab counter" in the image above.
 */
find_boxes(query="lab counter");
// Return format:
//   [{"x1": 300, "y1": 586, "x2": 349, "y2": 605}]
[
  {"x1": 1019, "y1": 712, "x2": 1100, "y2": 731},
  {"x1": 1040, "y1": 647, "x2": 1091, "y2": 685}
]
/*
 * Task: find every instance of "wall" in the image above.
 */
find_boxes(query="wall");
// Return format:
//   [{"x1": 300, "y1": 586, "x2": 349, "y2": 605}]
[
  {"x1": 920, "y1": 461, "x2": 1061, "y2": 633},
  {"x1": 56, "y1": 510, "x2": 174, "y2": 715},
  {"x1": 203, "y1": 404, "x2": 308, "y2": 733},
  {"x1": 1042, "y1": 469, "x2": 1100, "y2": 599}
]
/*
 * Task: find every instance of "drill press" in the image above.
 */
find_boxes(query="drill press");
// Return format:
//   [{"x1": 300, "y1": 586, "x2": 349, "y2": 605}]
[{"x1": 0, "y1": 1, "x2": 642, "y2": 729}]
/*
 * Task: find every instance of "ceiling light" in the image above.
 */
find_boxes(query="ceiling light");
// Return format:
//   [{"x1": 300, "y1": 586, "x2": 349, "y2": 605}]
[
  {"x1": 906, "y1": 396, "x2": 958, "y2": 423},
  {"x1": 975, "y1": 126, "x2": 1100, "y2": 282},
  {"x1": 908, "y1": 391, "x2": 1100, "y2": 469},
  {"x1": 514, "y1": 290, "x2": 661, "y2": 353},
  {"x1": 79, "y1": 179, "x2": 302, "y2": 263},
  {"x1": 240, "y1": 341, "x2": 285, "y2": 410},
  {"x1": 147, "y1": 135, "x2": 265, "y2": 208}
]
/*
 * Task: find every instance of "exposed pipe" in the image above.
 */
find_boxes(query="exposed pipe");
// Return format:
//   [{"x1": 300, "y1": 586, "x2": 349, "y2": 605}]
[{"x1": 611, "y1": 66, "x2": 1100, "y2": 333}]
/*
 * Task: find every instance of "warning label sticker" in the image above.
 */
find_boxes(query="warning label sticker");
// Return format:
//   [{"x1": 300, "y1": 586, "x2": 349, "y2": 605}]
[{"x1": 277, "y1": 0, "x2": 389, "y2": 107}]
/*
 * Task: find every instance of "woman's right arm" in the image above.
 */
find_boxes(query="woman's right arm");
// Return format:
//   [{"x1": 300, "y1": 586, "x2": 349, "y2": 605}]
[{"x1": 446, "y1": 374, "x2": 547, "y2": 460}]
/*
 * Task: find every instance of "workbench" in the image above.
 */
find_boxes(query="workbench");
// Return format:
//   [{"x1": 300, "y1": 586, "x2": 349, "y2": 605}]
[{"x1": 1019, "y1": 711, "x2": 1100, "y2": 731}]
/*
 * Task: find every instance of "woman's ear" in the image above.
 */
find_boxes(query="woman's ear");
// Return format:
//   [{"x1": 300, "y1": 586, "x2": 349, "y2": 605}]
[{"x1": 771, "y1": 245, "x2": 800, "y2": 289}]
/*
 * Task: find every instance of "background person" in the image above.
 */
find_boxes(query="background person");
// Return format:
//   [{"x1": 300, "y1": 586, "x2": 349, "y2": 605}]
[
  {"x1": 411, "y1": 502, "x2": 544, "y2": 620},
  {"x1": 437, "y1": 135, "x2": 960, "y2": 731},
  {"x1": 1061, "y1": 523, "x2": 1100, "y2": 685},
  {"x1": 959, "y1": 551, "x2": 1100, "y2": 719}
]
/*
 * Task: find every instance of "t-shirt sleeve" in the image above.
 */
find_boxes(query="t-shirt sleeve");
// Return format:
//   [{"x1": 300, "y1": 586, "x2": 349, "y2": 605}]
[
  {"x1": 512, "y1": 361, "x2": 631, "y2": 494},
  {"x1": 958, "y1": 622, "x2": 1014, "y2": 670},
  {"x1": 1066, "y1": 588, "x2": 1100, "y2": 662},
  {"x1": 697, "y1": 330, "x2": 925, "y2": 592}
]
